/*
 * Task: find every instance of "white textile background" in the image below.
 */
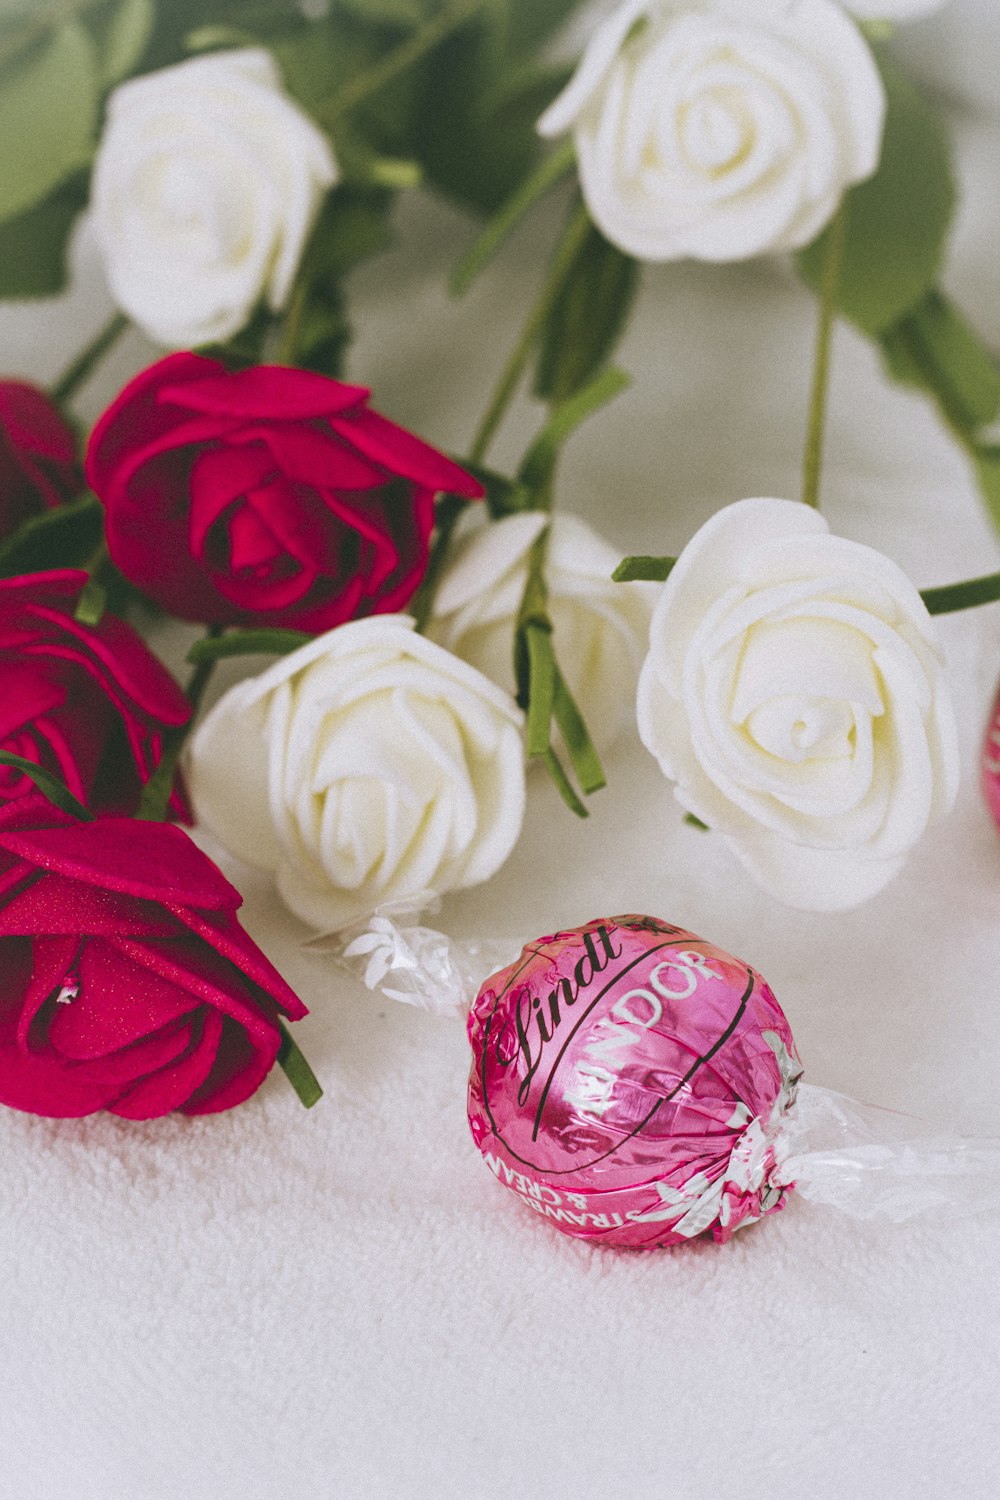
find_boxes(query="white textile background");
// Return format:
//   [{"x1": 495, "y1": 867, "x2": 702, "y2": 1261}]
[{"x1": 1, "y1": 21, "x2": 999, "y2": 1498}]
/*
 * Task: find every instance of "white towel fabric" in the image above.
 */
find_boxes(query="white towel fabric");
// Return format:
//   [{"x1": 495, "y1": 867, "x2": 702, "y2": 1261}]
[{"x1": 1, "y1": 96, "x2": 999, "y2": 1500}]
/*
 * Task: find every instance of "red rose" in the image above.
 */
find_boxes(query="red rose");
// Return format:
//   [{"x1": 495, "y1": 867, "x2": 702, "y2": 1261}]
[
  {"x1": 0, "y1": 380, "x2": 82, "y2": 537},
  {"x1": 0, "y1": 795, "x2": 307, "y2": 1118},
  {"x1": 85, "y1": 354, "x2": 483, "y2": 630},
  {"x1": 0, "y1": 570, "x2": 190, "y2": 817}
]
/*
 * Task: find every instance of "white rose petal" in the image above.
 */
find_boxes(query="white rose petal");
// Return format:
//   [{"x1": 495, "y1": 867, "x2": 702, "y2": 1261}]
[
  {"x1": 538, "y1": 0, "x2": 886, "y2": 263},
  {"x1": 91, "y1": 49, "x2": 338, "y2": 348},
  {"x1": 844, "y1": 1, "x2": 946, "y2": 18},
  {"x1": 187, "y1": 616, "x2": 526, "y2": 931},
  {"x1": 428, "y1": 511, "x2": 656, "y2": 751},
  {"x1": 636, "y1": 498, "x2": 959, "y2": 910}
]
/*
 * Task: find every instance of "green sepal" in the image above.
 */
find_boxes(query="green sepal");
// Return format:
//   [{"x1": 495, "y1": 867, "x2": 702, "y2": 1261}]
[
  {"x1": 186, "y1": 629, "x2": 313, "y2": 666},
  {"x1": 277, "y1": 1019, "x2": 324, "y2": 1109},
  {"x1": 0, "y1": 495, "x2": 104, "y2": 579},
  {"x1": 524, "y1": 620, "x2": 556, "y2": 757},
  {"x1": 542, "y1": 746, "x2": 588, "y2": 819},
  {"x1": 921, "y1": 571, "x2": 1000, "y2": 615},
  {"x1": 612, "y1": 555, "x2": 676, "y2": 583},
  {"x1": 0, "y1": 752, "x2": 94, "y2": 822},
  {"x1": 74, "y1": 577, "x2": 108, "y2": 627},
  {"x1": 796, "y1": 54, "x2": 954, "y2": 336},
  {"x1": 534, "y1": 223, "x2": 639, "y2": 403},
  {"x1": 551, "y1": 667, "x2": 605, "y2": 796}
]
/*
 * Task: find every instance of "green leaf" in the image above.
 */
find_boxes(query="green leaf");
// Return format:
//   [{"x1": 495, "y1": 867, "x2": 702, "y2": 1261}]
[
  {"x1": 450, "y1": 138, "x2": 575, "y2": 295},
  {"x1": 334, "y1": 0, "x2": 425, "y2": 28},
  {"x1": 0, "y1": 495, "x2": 103, "y2": 579},
  {"x1": 301, "y1": 187, "x2": 395, "y2": 281},
  {"x1": 612, "y1": 554, "x2": 676, "y2": 583},
  {"x1": 409, "y1": 10, "x2": 546, "y2": 215},
  {"x1": 277, "y1": 1019, "x2": 323, "y2": 1109},
  {"x1": 0, "y1": 21, "x2": 99, "y2": 225},
  {"x1": 0, "y1": 171, "x2": 87, "y2": 297},
  {"x1": 186, "y1": 628, "x2": 313, "y2": 665},
  {"x1": 91, "y1": 0, "x2": 154, "y2": 85},
  {"x1": 921, "y1": 569, "x2": 1000, "y2": 615},
  {"x1": 184, "y1": 24, "x2": 261, "y2": 53},
  {"x1": 796, "y1": 54, "x2": 954, "y2": 335},
  {"x1": 684, "y1": 812, "x2": 709, "y2": 831},
  {"x1": 534, "y1": 223, "x2": 639, "y2": 403},
  {"x1": 0, "y1": 752, "x2": 94, "y2": 821},
  {"x1": 517, "y1": 365, "x2": 630, "y2": 497},
  {"x1": 880, "y1": 291, "x2": 1000, "y2": 433},
  {"x1": 503, "y1": 0, "x2": 584, "y2": 58}
]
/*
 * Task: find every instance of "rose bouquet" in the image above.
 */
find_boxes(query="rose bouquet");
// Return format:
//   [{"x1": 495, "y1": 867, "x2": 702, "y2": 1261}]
[{"x1": 0, "y1": 0, "x2": 997, "y2": 1135}]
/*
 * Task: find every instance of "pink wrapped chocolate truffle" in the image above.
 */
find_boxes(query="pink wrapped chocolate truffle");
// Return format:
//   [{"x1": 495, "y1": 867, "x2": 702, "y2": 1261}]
[
  {"x1": 467, "y1": 915, "x2": 802, "y2": 1249},
  {"x1": 982, "y1": 682, "x2": 1000, "y2": 832}
]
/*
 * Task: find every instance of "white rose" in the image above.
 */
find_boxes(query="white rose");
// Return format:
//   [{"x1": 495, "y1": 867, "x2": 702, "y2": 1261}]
[
  {"x1": 537, "y1": 0, "x2": 886, "y2": 262},
  {"x1": 428, "y1": 511, "x2": 656, "y2": 750},
  {"x1": 186, "y1": 616, "x2": 526, "y2": 931},
  {"x1": 91, "y1": 49, "x2": 337, "y2": 348},
  {"x1": 636, "y1": 499, "x2": 959, "y2": 910}
]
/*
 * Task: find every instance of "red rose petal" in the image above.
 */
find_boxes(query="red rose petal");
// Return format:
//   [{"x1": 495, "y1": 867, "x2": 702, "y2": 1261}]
[
  {"x1": 253, "y1": 422, "x2": 387, "y2": 492},
  {"x1": 0, "y1": 819, "x2": 242, "y2": 910},
  {"x1": 49, "y1": 936, "x2": 197, "y2": 1059},
  {"x1": 330, "y1": 406, "x2": 483, "y2": 497},
  {"x1": 111, "y1": 1009, "x2": 224, "y2": 1119},
  {"x1": 161, "y1": 365, "x2": 370, "y2": 422},
  {"x1": 188, "y1": 443, "x2": 278, "y2": 559},
  {"x1": 182, "y1": 1013, "x2": 276, "y2": 1116},
  {"x1": 0, "y1": 873, "x2": 178, "y2": 939}
]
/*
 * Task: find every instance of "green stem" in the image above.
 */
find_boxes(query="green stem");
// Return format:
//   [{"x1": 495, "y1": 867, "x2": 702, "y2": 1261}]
[
  {"x1": 411, "y1": 493, "x2": 466, "y2": 632},
  {"x1": 315, "y1": 0, "x2": 488, "y2": 126},
  {"x1": 469, "y1": 202, "x2": 591, "y2": 466},
  {"x1": 802, "y1": 201, "x2": 847, "y2": 509},
  {"x1": 136, "y1": 627, "x2": 222, "y2": 822},
  {"x1": 51, "y1": 313, "x2": 129, "y2": 407},
  {"x1": 921, "y1": 571, "x2": 1000, "y2": 614}
]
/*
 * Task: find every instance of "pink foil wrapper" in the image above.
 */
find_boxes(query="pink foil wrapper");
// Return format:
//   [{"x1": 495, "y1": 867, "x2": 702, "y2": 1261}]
[
  {"x1": 982, "y1": 682, "x2": 1000, "y2": 830},
  {"x1": 467, "y1": 915, "x2": 802, "y2": 1249}
]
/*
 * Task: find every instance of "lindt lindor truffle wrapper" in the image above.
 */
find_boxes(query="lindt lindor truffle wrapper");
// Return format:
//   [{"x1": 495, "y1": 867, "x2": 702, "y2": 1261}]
[
  {"x1": 335, "y1": 906, "x2": 1000, "y2": 1246},
  {"x1": 466, "y1": 915, "x2": 801, "y2": 1249},
  {"x1": 982, "y1": 681, "x2": 1000, "y2": 831}
]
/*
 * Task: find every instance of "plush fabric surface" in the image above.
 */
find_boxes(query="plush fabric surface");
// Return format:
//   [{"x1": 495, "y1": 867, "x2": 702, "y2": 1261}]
[{"x1": 1, "y1": 87, "x2": 999, "y2": 1500}]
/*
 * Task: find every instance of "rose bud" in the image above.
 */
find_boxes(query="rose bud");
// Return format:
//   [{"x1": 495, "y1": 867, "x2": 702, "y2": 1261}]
[
  {"x1": 0, "y1": 570, "x2": 190, "y2": 817},
  {"x1": 0, "y1": 795, "x2": 308, "y2": 1119},
  {"x1": 0, "y1": 380, "x2": 82, "y2": 537},
  {"x1": 86, "y1": 355, "x2": 483, "y2": 632}
]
